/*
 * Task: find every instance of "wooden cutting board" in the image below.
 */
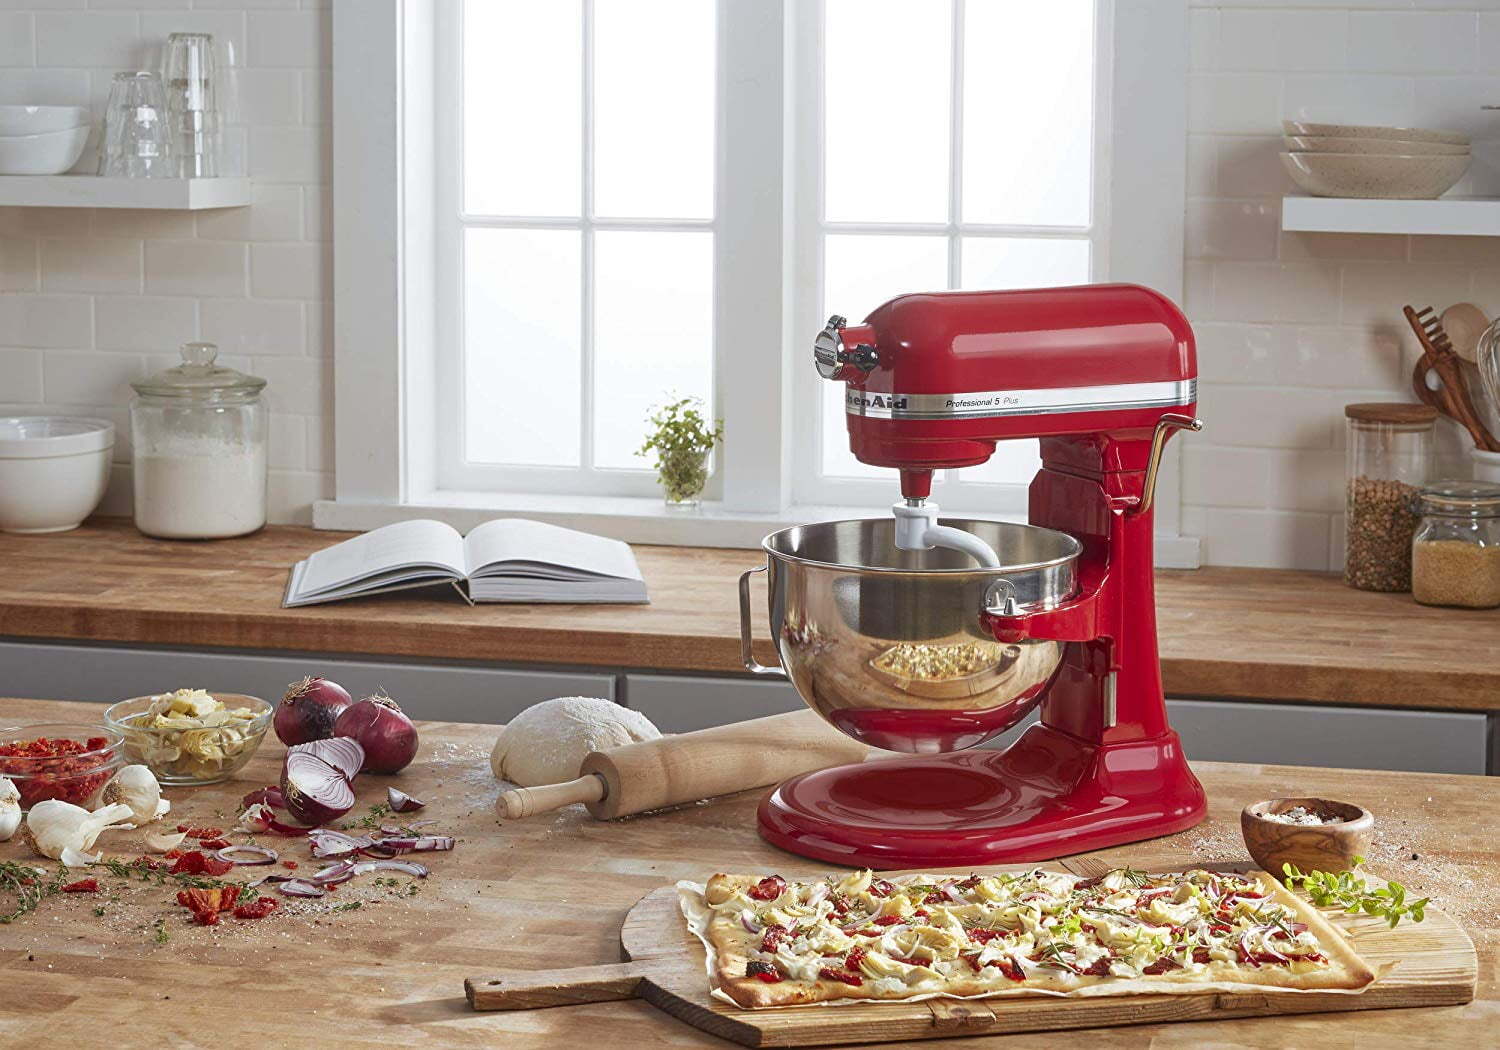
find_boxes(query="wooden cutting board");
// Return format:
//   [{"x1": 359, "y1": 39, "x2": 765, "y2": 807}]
[{"x1": 466, "y1": 861, "x2": 1477, "y2": 1047}]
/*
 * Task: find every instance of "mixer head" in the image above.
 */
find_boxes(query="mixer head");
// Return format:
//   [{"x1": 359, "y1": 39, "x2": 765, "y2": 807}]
[{"x1": 813, "y1": 284, "x2": 1198, "y2": 500}]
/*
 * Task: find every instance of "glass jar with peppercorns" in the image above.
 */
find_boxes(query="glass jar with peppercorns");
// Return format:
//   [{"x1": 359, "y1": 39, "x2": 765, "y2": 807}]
[{"x1": 1343, "y1": 402, "x2": 1435, "y2": 592}]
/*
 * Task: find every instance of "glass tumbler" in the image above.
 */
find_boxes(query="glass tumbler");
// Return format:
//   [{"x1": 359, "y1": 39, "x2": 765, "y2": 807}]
[
  {"x1": 98, "y1": 71, "x2": 170, "y2": 178},
  {"x1": 162, "y1": 32, "x2": 220, "y2": 177}
]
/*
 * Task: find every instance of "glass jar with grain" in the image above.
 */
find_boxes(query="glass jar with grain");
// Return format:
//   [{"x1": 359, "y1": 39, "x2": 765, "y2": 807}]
[
  {"x1": 1343, "y1": 403, "x2": 1435, "y2": 592},
  {"x1": 1411, "y1": 481, "x2": 1500, "y2": 608}
]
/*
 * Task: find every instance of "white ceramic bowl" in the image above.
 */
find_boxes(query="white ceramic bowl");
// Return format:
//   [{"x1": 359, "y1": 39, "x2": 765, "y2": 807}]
[
  {"x1": 1284, "y1": 135, "x2": 1469, "y2": 157},
  {"x1": 0, "y1": 417, "x2": 114, "y2": 534},
  {"x1": 1280, "y1": 152, "x2": 1470, "y2": 199},
  {"x1": 0, "y1": 126, "x2": 90, "y2": 175},
  {"x1": 0, "y1": 105, "x2": 88, "y2": 136},
  {"x1": 1282, "y1": 120, "x2": 1469, "y2": 146}
]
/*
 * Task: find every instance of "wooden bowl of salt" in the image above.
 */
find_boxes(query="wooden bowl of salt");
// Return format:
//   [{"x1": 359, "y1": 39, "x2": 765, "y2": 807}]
[{"x1": 1241, "y1": 797, "x2": 1373, "y2": 876}]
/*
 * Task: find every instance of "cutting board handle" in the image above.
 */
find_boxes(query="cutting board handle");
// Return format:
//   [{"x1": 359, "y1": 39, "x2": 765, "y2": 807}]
[{"x1": 466, "y1": 960, "x2": 650, "y2": 1010}]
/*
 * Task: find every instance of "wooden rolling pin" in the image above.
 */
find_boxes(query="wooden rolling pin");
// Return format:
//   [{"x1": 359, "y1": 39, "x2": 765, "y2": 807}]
[{"x1": 495, "y1": 708, "x2": 869, "y2": 820}]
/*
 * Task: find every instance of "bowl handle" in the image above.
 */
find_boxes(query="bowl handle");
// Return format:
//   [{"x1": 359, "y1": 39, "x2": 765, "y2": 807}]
[{"x1": 738, "y1": 565, "x2": 787, "y2": 678}]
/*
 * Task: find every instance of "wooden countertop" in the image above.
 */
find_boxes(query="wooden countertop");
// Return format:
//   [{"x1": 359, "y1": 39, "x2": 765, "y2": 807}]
[
  {"x1": 0, "y1": 697, "x2": 1493, "y2": 1048},
  {"x1": 0, "y1": 519, "x2": 1495, "y2": 712}
]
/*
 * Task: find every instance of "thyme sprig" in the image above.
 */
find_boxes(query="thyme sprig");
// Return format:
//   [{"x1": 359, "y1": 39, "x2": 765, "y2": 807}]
[
  {"x1": 0, "y1": 861, "x2": 64, "y2": 923},
  {"x1": 1281, "y1": 856, "x2": 1428, "y2": 928}
]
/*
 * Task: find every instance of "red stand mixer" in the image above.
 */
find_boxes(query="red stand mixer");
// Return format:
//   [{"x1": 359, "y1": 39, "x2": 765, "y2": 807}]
[{"x1": 739, "y1": 283, "x2": 1206, "y2": 868}]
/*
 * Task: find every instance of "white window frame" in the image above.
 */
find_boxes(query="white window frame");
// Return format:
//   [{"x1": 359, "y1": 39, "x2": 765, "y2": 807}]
[{"x1": 324, "y1": 0, "x2": 1197, "y2": 566}]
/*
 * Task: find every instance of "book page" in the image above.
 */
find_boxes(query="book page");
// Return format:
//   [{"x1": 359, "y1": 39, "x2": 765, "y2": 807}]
[
  {"x1": 291, "y1": 519, "x2": 467, "y2": 598},
  {"x1": 463, "y1": 518, "x2": 643, "y2": 581}
]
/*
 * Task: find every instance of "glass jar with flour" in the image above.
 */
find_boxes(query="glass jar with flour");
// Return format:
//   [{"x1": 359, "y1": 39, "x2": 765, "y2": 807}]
[{"x1": 130, "y1": 342, "x2": 267, "y2": 539}]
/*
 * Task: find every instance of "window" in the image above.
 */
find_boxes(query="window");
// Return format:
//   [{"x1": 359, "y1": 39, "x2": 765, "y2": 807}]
[
  {"x1": 328, "y1": 0, "x2": 1190, "y2": 557},
  {"x1": 436, "y1": 0, "x2": 717, "y2": 497}
]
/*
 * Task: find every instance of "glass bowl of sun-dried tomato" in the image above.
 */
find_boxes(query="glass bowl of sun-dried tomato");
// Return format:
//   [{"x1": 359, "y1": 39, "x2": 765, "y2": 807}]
[{"x1": 0, "y1": 723, "x2": 124, "y2": 810}]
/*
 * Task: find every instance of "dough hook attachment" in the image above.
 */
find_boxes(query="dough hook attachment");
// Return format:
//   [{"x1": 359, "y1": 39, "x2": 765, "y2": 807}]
[{"x1": 891, "y1": 499, "x2": 1001, "y2": 567}]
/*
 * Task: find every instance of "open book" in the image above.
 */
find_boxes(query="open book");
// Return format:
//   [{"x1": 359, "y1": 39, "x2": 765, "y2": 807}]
[{"x1": 283, "y1": 519, "x2": 648, "y2": 607}]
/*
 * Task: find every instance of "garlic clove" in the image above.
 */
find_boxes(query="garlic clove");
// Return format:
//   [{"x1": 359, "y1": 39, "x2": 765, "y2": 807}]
[
  {"x1": 0, "y1": 776, "x2": 20, "y2": 842},
  {"x1": 155, "y1": 798, "x2": 171, "y2": 818},
  {"x1": 143, "y1": 829, "x2": 187, "y2": 854},
  {"x1": 100, "y1": 764, "x2": 166, "y2": 827},
  {"x1": 59, "y1": 845, "x2": 100, "y2": 868}
]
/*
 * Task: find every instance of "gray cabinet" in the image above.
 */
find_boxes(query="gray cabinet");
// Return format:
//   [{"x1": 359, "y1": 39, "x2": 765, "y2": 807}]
[
  {"x1": 0, "y1": 639, "x2": 614, "y2": 726},
  {"x1": 624, "y1": 673, "x2": 804, "y2": 733}
]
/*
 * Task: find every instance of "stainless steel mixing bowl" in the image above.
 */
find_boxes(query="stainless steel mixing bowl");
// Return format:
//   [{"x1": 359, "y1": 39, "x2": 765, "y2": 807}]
[{"x1": 739, "y1": 518, "x2": 1080, "y2": 753}]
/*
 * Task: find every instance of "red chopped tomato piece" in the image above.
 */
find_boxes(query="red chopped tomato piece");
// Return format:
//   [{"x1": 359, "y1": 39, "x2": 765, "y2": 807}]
[
  {"x1": 745, "y1": 961, "x2": 782, "y2": 983},
  {"x1": 197, "y1": 837, "x2": 230, "y2": 850},
  {"x1": 967, "y1": 928, "x2": 1003, "y2": 944},
  {"x1": 844, "y1": 947, "x2": 867, "y2": 973},
  {"x1": 233, "y1": 896, "x2": 279, "y2": 920},
  {"x1": 1192, "y1": 947, "x2": 1212, "y2": 964},
  {"x1": 913, "y1": 908, "x2": 929, "y2": 919},
  {"x1": 872, "y1": 914, "x2": 903, "y2": 927},
  {"x1": 817, "y1": 967, "x2": 863, "y2": 987},
  {"x1": 281, "y1": 859, "x2": 299, "y2": 870},
  {"x1": 748, "y1": 875, "x2": 787, "y2": 901},
  {"x1": 1141, "y1": 957, "x2": 1180, "y2": 975},
  {"x1": 168, "y1": 850, "x2": 234, "y2": 877},
  {"x1": 1082, "y1": 957, "x2": 1112, "y2": 977},
  {"x1": 922, "y1": 891, "x2": 944, "y2": 905},
  {"x1": 759, "y1": 924, "x2": 788, "y2": 954},
  {"x1": 61, "y1": 878, "x2": 99, "y2": 893},
  {"x1": 868, "y1": 879, "x2": 895, "y2": 898},
  {"x1": 995, "y1": 957, "x2": 1026, "y2": 982}
]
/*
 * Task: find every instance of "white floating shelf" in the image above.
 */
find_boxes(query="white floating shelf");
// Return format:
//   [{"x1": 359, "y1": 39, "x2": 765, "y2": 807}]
[
  {"x1": 1282, "y1": 195, "x2": 1500, "y2": 237},
  {"x1": 0, "y1": 175, "x2": 250, "y2": 210}
]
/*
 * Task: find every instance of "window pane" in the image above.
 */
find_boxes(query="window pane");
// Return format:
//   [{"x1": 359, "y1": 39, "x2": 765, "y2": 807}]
[
  {"x1": 960, "y1": 236, "x2": 1090, "y2": 291},
  {"x1": 464, "y1": 0, "x2": 581, "y2": 217},
  {"x1": 957, "y1": 439, "x2": 1041, "y2": 485},
  {"x1": 593, "y1": 0, "x2": 714, "y2": 219},
  {"x1": 464, "y1": 228, "x2": 582, "y2": 466},
  {"x1": 593, "y1": 230, "x2": 714, "y2": 469},
  {"x1": 821, "y1": 233, "x2": 948, "y2": 479},
  {"x1": 825, "y1": 0, "x2": 951, "y2": 223},
  {"x1": 962, "y1": 0, "x2": 1093, "y2": 226}
]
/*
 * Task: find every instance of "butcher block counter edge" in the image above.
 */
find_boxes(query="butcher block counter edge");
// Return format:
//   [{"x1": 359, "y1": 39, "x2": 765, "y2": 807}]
[{"x1": 0, "y1": 519, "x2": 1495, "y2": 713}]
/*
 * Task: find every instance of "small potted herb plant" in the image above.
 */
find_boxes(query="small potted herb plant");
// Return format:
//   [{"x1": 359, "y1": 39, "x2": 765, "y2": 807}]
[{"x1": 638, "y1": 396, "x2": 723, "y2": 510}]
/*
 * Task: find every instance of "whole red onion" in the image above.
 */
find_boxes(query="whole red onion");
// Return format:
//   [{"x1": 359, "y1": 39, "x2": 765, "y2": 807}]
[
  {"x1": 274, "y1": 676, "x2": 353, "y2": 746},
  {"x1": 333, "y1": 692, "x2": 419, "y2": 774}
]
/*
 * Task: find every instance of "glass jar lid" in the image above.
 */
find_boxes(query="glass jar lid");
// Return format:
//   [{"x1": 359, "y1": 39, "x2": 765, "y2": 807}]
[
  {"x1": 131, "y1": 342, "x2": 266, "y2": 402},
  {"x1": 1344, "y1": 402, "x2": 1438, "y2": 426},
  {"x1": 1415, "y1": 480, "x2": 1500, "y2": 518}
]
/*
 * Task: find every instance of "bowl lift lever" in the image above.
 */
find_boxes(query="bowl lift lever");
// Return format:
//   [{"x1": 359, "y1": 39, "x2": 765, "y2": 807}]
[{"x1": 750, "y1": 286, "x2": 1209, "y2": 866}]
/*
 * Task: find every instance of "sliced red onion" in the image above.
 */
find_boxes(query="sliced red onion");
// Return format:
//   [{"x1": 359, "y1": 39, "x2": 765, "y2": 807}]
[
  {"x1": 311, "y1": 860, "x2": 357, "y2": 885},
  {"x1": 370, "y1": 835, "x2": 453, "y2": 852},
  {"x1": 307, "y1": 829, "x2": 373, "y2": 858},
  {"x1": 386, "y1": 787, "x2": 425, "y2": 813},
  {"x1": 247, "y1": 873, "x2": 299, "y2": 890},
  {"x1": 740, "y1": 910, "x2": 762, "y2": 934},
  {"x1": 241, "y1": 786, "x2": 286, "y2": 810},
  {"x1": 276, "y1": 879, "x2": 327, "y2": 898},
  {"x1": 214, "y1": 844, "x2": 279, "y2": 866},
  {"x1": 349, "y1": 859, "x2": 428, "y2": 878},
  {"x1": 941, "y1": 882, "x2": 965, "y2": 903},
  {"x1": 358, "y1": 843, "x2": 401, "y2": 859}
]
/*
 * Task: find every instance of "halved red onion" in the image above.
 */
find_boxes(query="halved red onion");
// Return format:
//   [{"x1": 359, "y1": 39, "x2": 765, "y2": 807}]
[
  {"x1": 311, "y1": 860, "x2": 357, "y2": 885},
  {"x1": 386, "y1": 787, "x2": 425, "y2": 813},
  {"x1": 307, "y1": 829, "x2": 373, "y2": 858},
  {"x1": 241, "y1": 786, "x2": 286, "y2": 810},
  {"x1": 333, "y1": 693, "x2": 419, "y2": 774},
  {"x1": 214, "y1": 844, "x2": 279, "y2": 866},
  {"x1": 276, "y1": 878, "x2": 327, "y2": 898},
  {"x1": 350, "y1": 859, "x2": 428, "y2": 878},
  {"x1": 280, "y1": 738, "x2": 364, "y2": 826},
  {"x1": 370, "y1": 835, "x2": 453, "y2": 852}
]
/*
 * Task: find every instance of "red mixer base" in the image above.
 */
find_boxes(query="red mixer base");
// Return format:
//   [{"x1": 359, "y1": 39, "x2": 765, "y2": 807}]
[{"x1": 757, "y1": 724, "x2": 1206, "y2": 869}]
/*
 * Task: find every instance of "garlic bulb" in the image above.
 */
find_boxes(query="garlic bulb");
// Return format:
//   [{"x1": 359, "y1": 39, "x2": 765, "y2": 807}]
[
  {"x1": 101, "y1": 764, "x2": 169, "y2": 826},
  {"x1": 21, "y1": 799, "x2": 134, "y2": 860},
  {"x1": 0, "y1": 776, "x2": 19, "y2": 841}
]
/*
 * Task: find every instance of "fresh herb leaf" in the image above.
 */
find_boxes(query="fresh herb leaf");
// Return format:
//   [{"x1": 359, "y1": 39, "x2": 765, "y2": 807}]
[{"x1": 1281, "y1": 856, "x2": 1429, "y2": 928}]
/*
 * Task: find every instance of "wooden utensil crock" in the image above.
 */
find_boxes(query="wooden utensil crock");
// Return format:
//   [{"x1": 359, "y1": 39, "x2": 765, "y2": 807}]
[{"x1": 1241, "y1": 796, "x2": 1373, "y2": 874}]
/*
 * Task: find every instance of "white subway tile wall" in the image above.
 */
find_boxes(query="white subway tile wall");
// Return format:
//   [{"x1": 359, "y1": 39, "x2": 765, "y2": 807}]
[
  {"x1": 1187, "y1": 0, "x2": 1500, "y2": 570},
  {"x1": 0, "y1": 0, "x2": 331, "y2": 523}
]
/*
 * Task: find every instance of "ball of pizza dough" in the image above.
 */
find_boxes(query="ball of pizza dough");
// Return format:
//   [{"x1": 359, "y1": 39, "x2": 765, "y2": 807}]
[{"x1": 490, "y1": 696, "x2": 660, "y2": 786}]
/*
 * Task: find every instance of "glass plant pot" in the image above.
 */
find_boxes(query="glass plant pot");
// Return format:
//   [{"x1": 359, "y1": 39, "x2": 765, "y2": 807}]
[{"x1": 658, "y1": 448, "x2": 710, "y2": 511}]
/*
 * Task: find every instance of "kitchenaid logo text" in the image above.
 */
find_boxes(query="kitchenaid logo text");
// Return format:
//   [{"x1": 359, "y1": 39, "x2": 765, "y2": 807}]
[{"x1": 846, "y1": 392, "x2": 908, "y2": 412}]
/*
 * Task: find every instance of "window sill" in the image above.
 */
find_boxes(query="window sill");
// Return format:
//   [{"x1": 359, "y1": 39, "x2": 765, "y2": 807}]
[{"x1": 313, "y1": 492, "x2": 1201, "y2": 567}]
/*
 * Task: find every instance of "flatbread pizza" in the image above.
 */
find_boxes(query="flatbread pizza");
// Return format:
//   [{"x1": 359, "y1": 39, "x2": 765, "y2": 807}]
[{"x1": 679, "y1": 867, "x2": 1379, "y2": 1009}]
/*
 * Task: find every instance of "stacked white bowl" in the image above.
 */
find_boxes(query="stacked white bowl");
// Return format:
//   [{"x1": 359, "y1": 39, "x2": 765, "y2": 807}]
[
  {"x1": 1280, "y1": 121, "x2": 1471, "y2": 199},
  {"x1": 0, "y1": 105, "x2": 91, "y2": 175},
  {"x1": 0, "y1": 417, "x2": 114, "y2": 533}
]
